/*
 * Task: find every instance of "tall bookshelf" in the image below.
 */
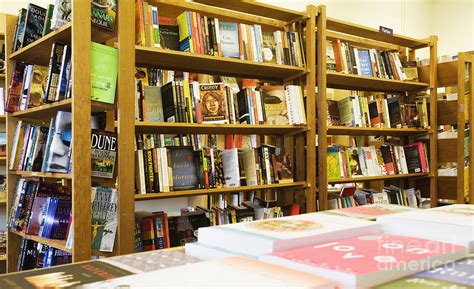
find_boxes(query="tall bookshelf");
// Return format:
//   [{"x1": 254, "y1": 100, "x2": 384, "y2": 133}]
[
  {"x1": 3, "y1": 3, "x2": 130, "y2": 272},
  {"x1": 120, "y1": 0, "x2": 317, "y2": 252},
  {"x1": 314, "y1": 5, "x2": 439, "y2": 210},
  {"x1": 419, "y1": 52, "x2": 474, "y2": 204}
]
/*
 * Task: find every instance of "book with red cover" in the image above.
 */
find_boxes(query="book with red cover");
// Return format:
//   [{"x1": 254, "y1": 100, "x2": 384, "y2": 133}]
[{"x1": 261, "y1": 234, "x2": 467, "y2": 288}]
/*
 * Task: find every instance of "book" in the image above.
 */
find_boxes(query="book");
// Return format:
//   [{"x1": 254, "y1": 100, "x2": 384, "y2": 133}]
[
  {"x1": 377, "y1": 204, "x2": 474, "y2": 252},
  {"x1": 261, "y1": 234, "x2": 467, "y2": 288},
  {"x1": 197, "y1": 213, "x2": 379, "y2": 257},
  {"x1": 91, "y1": 130, "x2": 117, "y2": 179},
  {"x1": 158, "y1": 16, "x2": 180, "y2": 50},
  {"x1": 42, "y1": 111, "x2": 72, "y2": 173},
  {"x1": 21, "y1": 4, "x2": 47, "y2": 49},
  {"x1": 91, "y1": 42, "x2": 118, "y2": 104},
  {"x1": 91, "y1": 0, "x2": 117, "y2": 31},
  {"x1": 27, "y1": 65, "x2": 49, "y2": 108},
  {"x1": 42, "y1": 4, "x2": 55, "y2": 36},
  {"x1": 12, "y1": 9, "x2": 27, "y2": 52},
  {"x1": 91, "y1": 186, "x2": 118, "y2": 252},
  {"x1": 321, "y1": 204, "x2": 418, "y2": 220},
  {"x1": 375, "y1": 256, "x2": 474, "y2": 288},
  {"x1": 168, "y1": 146, "x2": 198, "y2": 191},
  {"x1": 78, "y1": 257, "x2": 335, "y2": 289},
  {"x1": 199, "y1": 83, "x2": 229, "y2": 123},
  {"x1": 50, "y1": 0, "x2": 72, "y2": 30},
  {"x1": 44, "y1": 43, "x2": 65, "y2": 102},
  {"x1": 219, "y1": 22, "x2": 239, "y2": 58},
  {"x1": 168, "y1": 211, "x2": 210, "y2": 247},
  {"x1": 6, "y1": 62, "x2": 27, "y2": 112},
  {"x1": 260, "y1": 85, "x2": 289, "y2": 125}
]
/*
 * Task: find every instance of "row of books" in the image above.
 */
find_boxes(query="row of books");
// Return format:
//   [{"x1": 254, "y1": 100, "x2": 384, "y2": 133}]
[
  {"x1": 326, "y1": 39, "x2": 409, "y2": 80},
  {"x1": 327, "y1": 142, "x2": 430, "y2": 180},
  {"x1": 136, "y1": 2, "x2": 305, "y2": 67},
  {"x1": 327, "y1": 94, "x2": 429, "y2": 128},
  {"x1": 182, "y1": 204, "x2": 472, "y2": 288},
  {"x1": 137, "y1": 78, "x2": 306, "y2": 125},
  {"x1": 17, "y1": 238, "x2": 71, "y2": 272},
  {"x1": 328, "y1": 185, "x2": 421, "y2": 210},
  {"x1": 11, "y1": 1, "x2": 116, "y2": 53},
  {"x1": 6, "y1": 42, "x2": 118, "y2": 113},
  {"x1": 135, "y1": 135, "x2": 294, "y2": 194},
  {"x1": 8, "y1": 179, "x2": 118, "y2": 254}
]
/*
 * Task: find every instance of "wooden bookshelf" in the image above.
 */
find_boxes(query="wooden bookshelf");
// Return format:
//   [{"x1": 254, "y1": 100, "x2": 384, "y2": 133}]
[
  {"x1": 135, "y1": 182, "x2": 307, "y2": 200},
  {"x1": 10, "y1": 171, "x2": 72, "y2": 179},
  {"x1": 9, "y1": 230, "x2": 71, "y2": 254},
  {"x1": 419, "y1": 52, "x2": 474, "y2": 204},
  {"x1": 328, "y1": 173, "x2": 430, "y2": 184},
  {"x1": 0, "y1": 74, "x2": 5, "y2": 78},
  {"x1": 133, "y1": 122, "x2": 308, "y2": 135},
  {"x1": 315, "y1": 5, "x2": 438, "y2": 210},
  {"x1": 135, "y1": 46, "x2": 306, "y2": 80},
  {"x1": 327, "y1": 126, "x2": 429, "y2": 137}
]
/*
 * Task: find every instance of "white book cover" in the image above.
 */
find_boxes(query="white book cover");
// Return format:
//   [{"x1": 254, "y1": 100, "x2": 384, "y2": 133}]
[
  {"x1": 377, "y1": 204, "x2": 474, "y2": 252},
  {"x1": 222, "y1": 148, "x2": 240, "y2": 188},
  {"x1": 198, "y1": 213, "x2": 380, "y2": 256},
  {"x1": 78, "y1": 257, "x2": 335, "y2": 289},
  {"x1": 397, "y1": 146, "x2": 409, "y2": 174}
]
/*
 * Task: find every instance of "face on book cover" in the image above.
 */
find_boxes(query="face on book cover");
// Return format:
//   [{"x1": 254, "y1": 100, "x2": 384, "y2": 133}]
[
  {"x1": 202, "y1": 91, "x2": 222, "y2": 117},
  {"x1": 49, "y1": 120, "x2": 71, "y2": 171}
]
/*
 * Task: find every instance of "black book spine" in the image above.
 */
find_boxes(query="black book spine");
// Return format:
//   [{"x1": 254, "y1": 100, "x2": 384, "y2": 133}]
[
  {"x1": 44, "y1": 43, "x2": 65, "y2": 103},
  {"x1": 237, "y1": 89, "x2": 250, "y2": 124}
]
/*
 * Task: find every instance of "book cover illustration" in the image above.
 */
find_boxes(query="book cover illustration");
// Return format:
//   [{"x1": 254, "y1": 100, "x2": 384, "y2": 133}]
[
  {"x1": 261, "y1": 85, "x2": 289, "y2": 125},
  {"x1": 22, "y1": 4, "x2": 46, "y2": 48},
  {"x1": 347, "y1": 147, "x2": 363, "y2": 177},
  {"x1": 168, "y1": 146, "x2": 198, "y2": 190},
  {"x1": 245, "y1": 219, "x2": 323, "y2": 232},
  {"x1": 271, "y1": 148, "x2": 293, "y2": 183},
  {"x1": 51, "y1": 0, "x2": 72, "y2": 30},
  {"x1": 7, "y1": 62, "x2": 26, "y2": 112},
  {"x1": 168, "y1": 212, "x2": 210, "y2": 247},
  {"x1": 199, "y1": 83, "x2": 229, "y2": 123},
  {"x1": 219, "y1": 22, "x2": 239, "y2": 59},
  {"x1": 91, "y1": 0, "x2": 117, "y2": 31},
  {"x1": 158, "y1": 16, "x2": 180, "y2": 51},
  {"x1": 91, "y1": 186, "x2": 118, "y2": 252},
  {"x1": 43, "y1": 111, "x2": 71, "y2": 173},
  {"x1": 28, "y1": 65, "x2": 48, "y2": 108},
  {"x1": 91, "y1": 130, "x2": 117, "y2": 179},
  {"x1": 91, "y1": 42, "x2": 118, "y2": 104},
  {"x1": 262, "y1": 32, "x2": 277, "y2": 63}
]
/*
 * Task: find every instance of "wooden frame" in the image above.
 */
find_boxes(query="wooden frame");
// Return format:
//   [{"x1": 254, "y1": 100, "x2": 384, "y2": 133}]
[{"x1": 314, "y1": 5, "x2": 438, "y2": 211}]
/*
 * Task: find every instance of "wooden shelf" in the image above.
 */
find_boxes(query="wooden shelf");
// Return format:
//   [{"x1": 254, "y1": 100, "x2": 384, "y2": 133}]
[
  {"x1": 0, "y1": 256, "x2": 6, "y2": 261},
  {"x1": 135, "y1": 46, "x2": 306, "y2": 80},
  {"x1": 10, "y1": 170, "x2": 72, "y2": 179},
  {"x1": 328, "y1": 173, "x2": 430, "y2": 184},
  {"x1": 326, "y1": 17, "x2": 430, "y2": 48},
  {"x1": 326, "y1": 72, "x2": 429, "y2": 92},
  {"x1": 327, "y1": 126, "x2": 430, "y2": 137},
  {"x1": 418, "y1": 60, "x2": 458, "y2": 87},
  {"x1": 9, "y1": 23, "x2": 115, "y2": 66},
  {"x1": 9, "y1": 230, "x2": 71, "y2": 253},
  {"x1": 0, "y1": 199, "x2": 6, "y2": 205},
  {"x1": 132, "y1": 121, "x2": 307, "y2": 135},
  {"x1": 10, "y1": 99, "x2": 115, "y2": 120},
  {"x1": 135, "y1": 181, "x2": 307, "y2": 200},
  {"x1": 0, "y1": 156, "x2": 6, "y2": 162},
  {"x1": 0, "y1": 73, "x2": 5, "y2": 78}
]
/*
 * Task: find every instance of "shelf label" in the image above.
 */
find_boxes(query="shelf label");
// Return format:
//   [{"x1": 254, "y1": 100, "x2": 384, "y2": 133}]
[{"x1": 379, "y1": 26, "x2": 393, "y2": 35}]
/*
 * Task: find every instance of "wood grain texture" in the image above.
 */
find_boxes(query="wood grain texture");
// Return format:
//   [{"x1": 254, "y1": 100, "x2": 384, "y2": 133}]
[
  {"x1": 456, "y1": 53, "x2": 466, "y2": 204},
  {"x1": 470, "y1": 54, "x2": 474, "y2": 204},
  {"x1": 72, "y1": 1, "x2": 92, "y2": 262},
  {"x1": 316, "y1": 5, "x2": 328, "y2": 211},
  {"x1": 327, "y1": 126, "x2": 429, "y2": 137},
  {"x1": 418, "y1": 60, "x2": 458, "y2": 87},
  {"x1": 437, "y1": 139, "x2": 458, "y2": 163},
  {"x1": 328, "y1": 173, "x2": 430, "y2": 184},
  {"x1": 116, "y1": 0, "x2": 136, "y2": 256},
  {"x1": 305, "y1": 5, "x2": 317, "y2": 212},
  {"x1": 429, "y1": 36, "x2": 438, "y2": 208}
]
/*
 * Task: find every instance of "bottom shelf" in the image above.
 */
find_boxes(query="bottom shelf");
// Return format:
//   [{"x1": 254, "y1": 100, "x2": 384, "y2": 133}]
[
  {"x1": 328, "y1": 173, "x2": 430, "y2": 184},
  {"x1": 9, "y1": 230, "x2": 71, "y2": 253}
]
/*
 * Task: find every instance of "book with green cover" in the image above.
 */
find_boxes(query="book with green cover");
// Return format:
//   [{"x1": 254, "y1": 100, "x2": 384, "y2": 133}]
[{"x1": 91, "y1": 42, "x2": 118, "y2": 104}]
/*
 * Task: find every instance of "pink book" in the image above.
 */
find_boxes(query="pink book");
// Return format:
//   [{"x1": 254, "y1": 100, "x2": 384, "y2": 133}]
[{"x1": 260, "y1": 234, "x2": 467, "y2": 288}]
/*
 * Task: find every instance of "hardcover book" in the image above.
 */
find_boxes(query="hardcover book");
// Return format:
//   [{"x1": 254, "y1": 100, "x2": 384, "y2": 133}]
[
  {"x1": 219, "y1": 22, "x2": 239, "y2": 59},
  {"x1": 78, "y1": 257, "x2": 335, "y2": 289},
  {"x1": 91, "y1": 0, "x2": 117, "y2": 31},
  {"x1": 261, "y1": 85, "x2": 289, "y2": 125},
  {"x1": 322, "y1": 204, "x2": 418, "y2": 220},
  {"x1": 197, "y1": 213, "x2": 379, "y2": 257},
  {"x1": 91, "y1": 42, "x2": 118, "y2": 104},
  {"x1": 91, "y1": 130, "x2": 117, "y2": 179},
  {"x1": 377, "y1": 204, "x2": 474, "y2": 252},
  {"x1": 357, "y1": 49, "x2": 373, "y2": 76},
  {"x1": 199, "y1": 83, "x2": 229, "y2": 123},
  {"x1": 91, "y1": 186, "x2": 118, "y2": 252},
  {"x1": 168, "y1": 146, "x2": 198, "y2": 190},
  {"x1": 261, "y1": 234, "x2": 467, "y2": 288}
]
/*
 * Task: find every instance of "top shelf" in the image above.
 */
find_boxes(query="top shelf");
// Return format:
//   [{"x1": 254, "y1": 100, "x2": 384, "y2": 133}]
[
  {"x1": 9, "y1": 23, "x2": 115, "y2": 66},
  {"x1": 136, "y1": 46, "x2": 306, "y2": 80},
  {"x1": 326, "y1": 17, "x2": 430, "y2": 49}
]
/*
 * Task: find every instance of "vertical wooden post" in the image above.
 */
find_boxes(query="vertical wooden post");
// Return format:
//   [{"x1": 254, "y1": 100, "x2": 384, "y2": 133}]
[
  {"x1": 305, "y1": 5, "x2": 317, "y2": 212},
  {"x1": 469, "y1": 54, "x2": 474, "y2": 204},
  {"x1": 428, "y1": 36, "x2": 438, "y2": 208},
  {"x1": 316, "y1": 5, "x2": 328, "y2": 211},
  {"x1": 72, "y1": 1, "x2": 92, "y2": 261},
  {"x1": 116, "y1": 0, "x2": 136, "y2": 255},
  {"x1": 456, "y1": 53, "x2": 465, "y2": 204}
]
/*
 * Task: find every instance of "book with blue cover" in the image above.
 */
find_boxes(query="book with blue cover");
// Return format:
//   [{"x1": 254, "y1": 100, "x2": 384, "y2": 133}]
[
  {"x1": 168, "y1": 146, "x2": 198, "y2": 190},
  {"x1": 219, "y1": 22, "x2": 239, "y2": 59},
  {"x1": 358, "y1": 49, "x2": 373, "y2": 77}
]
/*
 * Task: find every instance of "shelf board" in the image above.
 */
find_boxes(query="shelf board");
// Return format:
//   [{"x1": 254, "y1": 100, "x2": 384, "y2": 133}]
[
  {"x1": 0, "y1": 199, "x2": 6, "y2": 205},
  {"x1": 136, "y1": 46, "x2": 306, "y2": 80},
  {"x1": 10, "y1": 170, "x2": 72, "y2": 179},
  {"x1": 0, "y1": 256, "x2": 6, "y2": 261},
  {"x1": 10, "y1": 99, "x2": 115, "y2": 120},
  {"x1": 133, "y1": 121, "x2": 308, "y2": 135},
  {"x1": 135, "y1": 181, "x2": 307, "y2": 200},
  {"x1": 9, "y1": 23, "x2": 115, "y2": 65},
  {"x1": 0, "y1": 74, "x2": 5, "y2": 78},
  {"x1": 418, "y1": 60, "x2": 457, "y2": 87},
  {"x1": 0, "y1": 156, "x2": 6, "y2": 161},
  {"x1": 328, "y1": 173, "x2": 430, "y2": 184},
  {"x1": 327, "y1": 126, "x2": 430, "y2": 137},
  {"x1": 9, "y1": 230, "x2": 71, "y2": 253},
  {"x1": 326, "y1": 72, "x2": 429, "y2": 92},
  {"x1": 326, "y1": 17, "x2": 430, "y2": 48}
]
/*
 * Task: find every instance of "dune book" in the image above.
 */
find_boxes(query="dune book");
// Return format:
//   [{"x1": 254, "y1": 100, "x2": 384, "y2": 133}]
[{"x1": 91, "y1": 130, "x2": 117, "y2": 179}]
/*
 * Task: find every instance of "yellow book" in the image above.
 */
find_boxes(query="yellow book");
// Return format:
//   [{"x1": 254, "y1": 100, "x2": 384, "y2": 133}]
[{"x1": 182, "y1": 80, "x2": 194, "y2": 124}]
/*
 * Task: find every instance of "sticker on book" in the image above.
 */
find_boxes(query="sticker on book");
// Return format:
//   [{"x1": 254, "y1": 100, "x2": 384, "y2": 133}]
[{"x1": 246, "y1": 219, "x2": 323, "y2": 232}]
